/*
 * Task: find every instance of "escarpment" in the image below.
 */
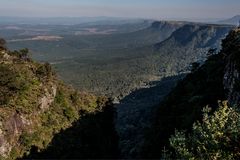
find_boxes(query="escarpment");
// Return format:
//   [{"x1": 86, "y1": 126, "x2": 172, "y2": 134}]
[
  {"x1": 0, "y1": 41, "x2": 118, "y2": 159},
  {"x1": 223, "y1": 28, "x2": 240, "y2": 106}
]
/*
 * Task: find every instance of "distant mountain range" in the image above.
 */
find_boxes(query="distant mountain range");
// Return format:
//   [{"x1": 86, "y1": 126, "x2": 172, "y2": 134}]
[
  {"x1": 218, "y1": 15, "x2": 240, "y2": 25},
  {"x1": 1, "y1": 15, "x2": 240, "y2": 26},
  {"x1": 0, "y1": 16, "x2": 149, "y2": 25}
]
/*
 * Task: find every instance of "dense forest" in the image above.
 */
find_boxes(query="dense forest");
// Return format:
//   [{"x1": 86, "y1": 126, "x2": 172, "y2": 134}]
[
  {"x1": 5, "y1": 22, "x2": 232, "y2": 98},
  {"x1": 0, "y1": 22, "x2": 240, "y2": 159},
  {"x1": 141, "y1": 28, "x2": 240, "y2": 159}
]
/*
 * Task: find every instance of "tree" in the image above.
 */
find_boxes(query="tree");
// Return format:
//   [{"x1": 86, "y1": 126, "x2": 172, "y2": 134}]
[
  {"x1": 168, "y1": 101, "x2": 240, "y2": 159},
  {"x1": 207, "y1": 48, "x2": 217, "y2": 57},
  {"x1": 19, "y1": 48, "x2": 29, "y2": 59},
  {"x1": 36, "y1": 63, "x2": 53, "y2": 78},
  {"x1": 190, "y1": 62, "x2": 200, "y2": 72},
  {"x1": 0, "y1": 38, "x2": 7, "y2": 50}
]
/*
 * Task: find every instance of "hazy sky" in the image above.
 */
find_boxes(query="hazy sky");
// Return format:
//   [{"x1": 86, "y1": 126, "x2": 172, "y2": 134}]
[{"x1": 0, "y1": 0, "x2": 239, "y2": 20}]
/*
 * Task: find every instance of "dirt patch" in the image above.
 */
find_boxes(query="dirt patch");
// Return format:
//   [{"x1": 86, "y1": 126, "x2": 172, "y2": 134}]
[{"x1": 8, "y1": 36, "x2": 63, "y2": 42}]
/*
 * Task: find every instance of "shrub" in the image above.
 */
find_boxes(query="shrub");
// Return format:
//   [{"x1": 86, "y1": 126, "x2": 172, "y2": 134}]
[
  {"x1": 36, "y1": 63, "x2": 53, "y2": 78},
  {"x1": 168, "y1": 101, "x2": 240, "y2": 159},
  {"x1": 63, "y1": 106, "x2": 78, "y2": 121}
]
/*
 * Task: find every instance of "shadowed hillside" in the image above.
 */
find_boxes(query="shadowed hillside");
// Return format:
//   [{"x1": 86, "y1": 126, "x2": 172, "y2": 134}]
[
  {"x1": 141, "y1": 28, "x2": 240, "y2": 158},
  {"x1": 24, "y1": 103, "x2": 119, "y2": 159},
  {"x1": 115, "y1": 75, "x2": 185, "y2": 158}
]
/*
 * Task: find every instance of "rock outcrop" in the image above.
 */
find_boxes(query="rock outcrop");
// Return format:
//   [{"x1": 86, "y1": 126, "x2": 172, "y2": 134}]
[
  {"x1": 0, "y1": 42, "x2": 114, "y2": 159},
  {"x1": 0, "y1": 47, "x2": 58, "y2": 158},
  {"x1": 223, "y1": 28, "x2": 240, "y2": 106}
]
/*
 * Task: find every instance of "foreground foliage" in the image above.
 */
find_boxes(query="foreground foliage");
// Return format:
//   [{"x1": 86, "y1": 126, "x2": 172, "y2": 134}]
[
  {"x1": 169, "y1": 101, "x2": 240, "y2": 159},
  {"x1": 141, "y1": 53, "x2": 226, "y2": 158}
]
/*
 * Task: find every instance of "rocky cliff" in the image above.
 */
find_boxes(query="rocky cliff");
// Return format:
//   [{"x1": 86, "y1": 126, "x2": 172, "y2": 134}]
[
  {"x1": 223, "y1": 28, "x2": 240, "y2": 106},
  {"x1": 0, "y1": 40, "x2": 118, "y2": 159}
]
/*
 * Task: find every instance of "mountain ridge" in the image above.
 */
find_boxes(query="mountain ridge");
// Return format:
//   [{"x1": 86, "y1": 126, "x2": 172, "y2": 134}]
[{"x1": 218, "y1": 15, "x2": 240, "y2": 25}]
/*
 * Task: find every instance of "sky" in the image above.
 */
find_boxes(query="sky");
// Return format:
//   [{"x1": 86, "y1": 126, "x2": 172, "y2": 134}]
[{"x1": 0, "y1": 0, "x2": 239, "y2": 20}]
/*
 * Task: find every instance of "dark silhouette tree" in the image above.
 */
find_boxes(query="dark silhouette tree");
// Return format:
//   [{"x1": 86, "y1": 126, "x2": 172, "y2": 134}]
[
  {"x1": 207, "y1": 48, "x2": 217, "y2": 57},
  {"x1": 190, "y1": 62, "x2": 200, "y2": 72},
  {"x1": 19, "y1": 48, "x2": 29, "y2": 59},
  {"x1": 0, "y1": 38, "x2": 7, "y2": 50}
]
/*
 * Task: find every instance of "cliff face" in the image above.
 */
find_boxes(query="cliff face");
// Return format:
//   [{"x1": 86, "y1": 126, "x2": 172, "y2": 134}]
[
  {"x1": 0, "y1": 85, "x2": 57, "y2": 157},
  {"x1": 149, "y1": 24, "x2": 232, "y2": 80},
  {"x1": 150, "y1": 21, "x2": 184, "y2": 42},
  {"x1": 141, "y1": 28, "x2": 240, "y2": 158},
  {"x1": 154, "y1": 24, "x2": 232, "y2": 50},
  {"x1": 0, "y1": 45, "x2": 61, "y2": 158},
  {"x1": 0, "y1": 43, "x2": 118, "y2": 159},
  {"x1": 223, "y1": 28, "x2": 240, "y2": 106}
]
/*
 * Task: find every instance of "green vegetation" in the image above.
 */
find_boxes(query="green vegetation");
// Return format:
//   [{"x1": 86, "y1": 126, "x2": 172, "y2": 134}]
[
  {"x1": 6, "y1": 22, "x2": 231, "y2": 98},
  {"x1": 0, "y1": 22, "x2": 237, "y2": 159},
  {"x1": 141, "y1": 53, "x2": 226, "y2": 158},
  {"x1": 168, "y1": 101, "x2": 240, "y2": 159},
  {"x1": 24, "y1": 102, "x2": 119, "y2": 159},
  {"x1": 0, "y1": 45, "x2": 119, "y2": 159},
  {"x1": 141, "y1": 28, "x2": 240, "y2": 159}
]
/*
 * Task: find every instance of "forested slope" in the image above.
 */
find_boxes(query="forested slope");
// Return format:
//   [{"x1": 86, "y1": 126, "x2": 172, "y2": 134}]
[{"x1": 0, "y1": 40, "x2": 118, "y2": 159}]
